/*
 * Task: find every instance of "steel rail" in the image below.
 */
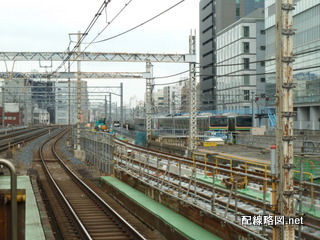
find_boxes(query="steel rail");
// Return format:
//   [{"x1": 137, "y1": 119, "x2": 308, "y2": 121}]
[
  {"x1": 39, "y1": 128, "x2": 91, "y2": 239},
  {"x1": 39, "y1": 128, "x2": 146, "y2": 240},
  {"x1": 113, "y1": 138, "x2": 320, "y2": 240},
  {"x1": 52, "y1": 134, "x2": 147, "y2": 240}
]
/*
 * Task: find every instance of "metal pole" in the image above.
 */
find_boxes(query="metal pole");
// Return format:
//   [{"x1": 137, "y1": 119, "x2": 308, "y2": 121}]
[
  {"x1": 251, "y1": 91, "x2": 255, "y2": 127},
  {"x1": 211, "y1": 169, "x2": 216, "y2": 213},
  {"x1": 145, "y1": 61, "x2": 154, "y2": 145},
  {"x1": 120, "y1": 82, "x2": 123, "y2": 127},
  {"x1": 298, "y1": 154, "x2": 304, "y2": 239},
  {"x1": 76, "y1": 31, "x2": 82, "y2": 150},
  {"x1": 116, "y1": 102, "x2": 118, "y2": 121},
  {"x1": 24, "y1": 92, "x2": 27, "y2": 126},
  {"x1": 109, "y1": 93, "x2": 112, "y2": 124},
  {"x1": 2, "y1": 87, "x2": 4, "y2": 128},
  {"x1": 104, "y1": 95, "x2": 107, "y2": 121},
  {"x1": 68, "y1": 47, "x2": 71, "y2": 126},
  {"x1": 0, "y1": 159, "x2": 17, "y2": 240},
  {"x1": 188, "y1": 30, "x2": 197, "y2": 154},
  {"x1": 275, "y1": 0, "x2": 295, "y2": 239}
]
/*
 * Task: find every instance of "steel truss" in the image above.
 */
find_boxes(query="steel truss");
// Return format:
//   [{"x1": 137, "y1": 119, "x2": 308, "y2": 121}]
[
  {"x1": 0, "y1": 52, "x2": 194, "y2": 63},
  {"x1": 0, "y1": 72, "x2": 144, "y2": 79},
  {"x1": 2, "y1": 36, "x2": 197, "y2": 152}
]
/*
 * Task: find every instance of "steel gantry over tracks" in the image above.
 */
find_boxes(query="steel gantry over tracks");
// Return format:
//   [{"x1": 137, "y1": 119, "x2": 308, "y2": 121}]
[
  {"x1": 0, "y1": 32, "x2": 198, "y2": 152},
  {"x1": 0, "y1": 52, "x2": 194, "y2": 63}
]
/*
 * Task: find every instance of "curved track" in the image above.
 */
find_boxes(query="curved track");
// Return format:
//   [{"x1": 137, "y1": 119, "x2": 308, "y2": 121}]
[{"x1": 37, "y1": 128, "x2": 146, "y2": 240}]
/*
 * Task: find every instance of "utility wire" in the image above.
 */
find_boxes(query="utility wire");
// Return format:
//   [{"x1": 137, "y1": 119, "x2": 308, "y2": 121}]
[
  {"x1": 154, "y1": 78, "x2": 188, "y2": 86},
  {"x1": 155, "y1": 69, "x2": 189, "y2": 79},
  {"x1": 91, "y1": 0, "x2": 185, "y2": 44},
  {"x1": 197, "y1": 64, "x2": 320, "y2": 78},
  {"x1": 201, "y1": 47, "x2": 320, "y2": 68},
  {"x1": 151, "y1": 62, "x2": 320, "y2": 84},
  {"x1": 53, "y1": 0, "x2": 184, "y2": 79},
  {"x1": 72, "y1": 0, "x2": 134, "y2": 45},
  {"x1": 50, "y1": 0, "x2": 111, "y2": 77},
  {"x1": 147, "y1": 60, "x2": 320, "y2": 88}
]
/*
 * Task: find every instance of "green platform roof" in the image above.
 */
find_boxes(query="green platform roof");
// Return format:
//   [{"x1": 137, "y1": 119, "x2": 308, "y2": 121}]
[{"x1": 102, "y1": 176, "x2": 222, "y2": 240}]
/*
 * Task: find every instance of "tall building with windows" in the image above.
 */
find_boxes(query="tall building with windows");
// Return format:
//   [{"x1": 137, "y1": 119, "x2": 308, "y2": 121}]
[
  {"x1": 55, "y1": 80, "x2": 89, "y2": 124},
  {"x1": 152, "y1": 89, "x2": 165, "y2": 114},
  {"x1": 216, "y1": 8, "x2": 265, "y2": 115},
  {"x1": 199, "y1": 0, "x2": 264, "y2": 110},
  {"x1": 265, "y1": 0, "x2": 320, "y2": 130},
  {"x1": 163, "y1": 81, "x2": 186, "y2": 114}
]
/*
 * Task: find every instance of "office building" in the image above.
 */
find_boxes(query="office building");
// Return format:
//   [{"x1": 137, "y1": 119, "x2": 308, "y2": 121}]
[
  {"x1": 216, "y1": 8, "x2": 265, "y2": 114},
  {"x1": 199, "y1": 0, "x2": 264, "y2": 110},
  {"x1": 265, "y1": 0, "x2": 320, "y2": 130}
]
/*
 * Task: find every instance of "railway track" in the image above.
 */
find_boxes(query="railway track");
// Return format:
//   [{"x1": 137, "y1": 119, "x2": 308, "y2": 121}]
[
  {"x1": 36, "y1": 128, "x2": 148, "y2": 240},
  {"x1": 0, "y1": 126, "x2": 56, "y2": 152},
  {"x1": 113, "y1": 138, "x2": 320, "y2": 240}
]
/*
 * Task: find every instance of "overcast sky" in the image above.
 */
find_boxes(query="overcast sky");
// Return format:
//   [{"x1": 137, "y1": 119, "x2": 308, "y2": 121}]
[{"x1": 0, "y1": 0, "x2": 200, "y2": 107}]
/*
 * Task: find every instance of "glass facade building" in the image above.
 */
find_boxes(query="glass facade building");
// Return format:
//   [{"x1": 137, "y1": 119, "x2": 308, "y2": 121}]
[
  {"x1": 199, "y1": 0, "x2": 264, "y2": 111},
  {"x1": 216, "y1": 9, "x2": 265, "y2": 114},
  {"x1": 265, "y1": 0, "x2": 320, "y2": 130}
]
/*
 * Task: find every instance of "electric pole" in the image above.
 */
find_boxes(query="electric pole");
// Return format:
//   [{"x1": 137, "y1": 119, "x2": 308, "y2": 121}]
[
  {"x1": 76, "y1": 31, "x2": 82, "y2": 151},
  {"x1": 188, "y1": 30, "x2": 197, "y2": 154},
  {"x1": 145, "y1": 61, "x2": 154, "y2": 145},
  {"x1": 275, "y1": 0, "x2": 295, "y2": 239}
]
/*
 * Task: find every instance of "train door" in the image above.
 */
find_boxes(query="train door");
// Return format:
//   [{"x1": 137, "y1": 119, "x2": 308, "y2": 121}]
[{"x1": 228, "y1": 117, "x2": 235, "y2": 132}]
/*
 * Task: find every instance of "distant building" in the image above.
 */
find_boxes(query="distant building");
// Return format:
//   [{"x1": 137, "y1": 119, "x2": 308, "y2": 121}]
[
  {"x1": 33, "y1": 104, "x2": 50, "y2": 125},
  {"x1": 181, "y1": 81, "x2": 201, "y2": 113},
  {"x1": 31, "y1": 81, "x2": 55, "y2": 124},
  {"x1": 199, "y1": 0, "x2": 264, "y2": 110},
  {"x1": 265, "y1": 0, "x2": 320, "y2": 130},
  {"x1": 0, "y1": 105, "x2": 22, "y2": 126},
  {"x1": 55, "y1": 80, "x2": 89, "y2": 124},
  {"x1": 216, "y1": 8, "x2": 265, "y2": 115},
  {"x1": 0, "y1": 78, "x2": 32, "y2": 125},
  {"x1": 152, "y1": 89, "x2": 165, "y2": 113},
  {"x1": 163, "y1": 80, "x2": 186, "y2": 114}
]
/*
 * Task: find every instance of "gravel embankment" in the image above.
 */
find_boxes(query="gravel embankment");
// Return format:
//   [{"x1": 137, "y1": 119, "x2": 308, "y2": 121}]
[{"x1": 7, "y1": 129, "x2": 83, "y2": 175}]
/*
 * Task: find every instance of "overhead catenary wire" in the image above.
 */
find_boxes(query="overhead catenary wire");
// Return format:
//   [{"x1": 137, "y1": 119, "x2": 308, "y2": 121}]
[
  {"x1": 50, "y1": 0, "x2": 111, "y2": 77},
  {"x1": 52, "y1": 0, "x2": 185, "y2": 81},
  {"x1": 90, "y1": 0, "x2": 185, "y2": 44},
  {"x1": 150, "y1": 62, "x2": 320, "y2": 85},
  {"x1": 198, "y1": 64, "x2": 320, "y2": 78},
  {"x1": 147, "y1": 46, "x2": 320, "y2": 84},
  {"x1": 155, "y1": 69, "x2": 189, "y2": 79},
  {"x1": 134, "y1": 60, "x2": 320, "y2": 89},
  {"x1": 75, "y1": 0, "x2": 134, "y2": 45},
  {"x1": 201, "y1": 46, "x2": 320, "y2": 68},
  {"x1": 154, "y1": 78, "x2": 189, "y2": 86},
  {"x1": 49, "y1": 0, "x2": 320, "y2": 82}
]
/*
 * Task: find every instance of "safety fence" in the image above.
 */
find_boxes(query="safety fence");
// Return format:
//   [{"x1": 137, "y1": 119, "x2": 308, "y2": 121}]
[{"x1": 80, "y1": 130, "x2": 114, "y2": 174}]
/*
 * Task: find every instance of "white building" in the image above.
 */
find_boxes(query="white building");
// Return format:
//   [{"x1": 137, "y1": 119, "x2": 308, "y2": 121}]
[
  {"x1": 163, "y1": 80, "x2": 187, "y2": 114},
  {"x1": 216, "y1": 8, "x2": 265, "y2": 115},
  {"x1": 265, "y1": 0, "x2": 320, "y2": 130},
  {"x1": 152, "y1": 89, "x2": 165, "y2": 113},
  {"x1": 55, "y1": 80, "x2": 89, "y2": 124},
  {"x1": 33, "y1": 104, "x2": 50, "y2": 125}
]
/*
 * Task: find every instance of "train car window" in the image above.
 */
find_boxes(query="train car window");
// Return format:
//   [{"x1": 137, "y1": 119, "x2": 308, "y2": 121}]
[
  {"x1": 209, "y1": 116, "x2": 228, "y2": 126},
  {"x1": 236, "y1": 116, "x2": 253, "y2": 126}
]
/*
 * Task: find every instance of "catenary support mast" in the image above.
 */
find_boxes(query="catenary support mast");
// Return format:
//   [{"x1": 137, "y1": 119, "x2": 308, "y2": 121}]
[
  {"x1": 275, "y1": 0, "x2": 295, "y2": 239},
  {"x1": 145, "y1": 61, "x2": 154, "y2": 145},
  {"x1": 188, "y1": 31, "x2": 197, "y2": 153},
  {"x1": 76, "y1": 31, "x2": 82, "y2": 151}
]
